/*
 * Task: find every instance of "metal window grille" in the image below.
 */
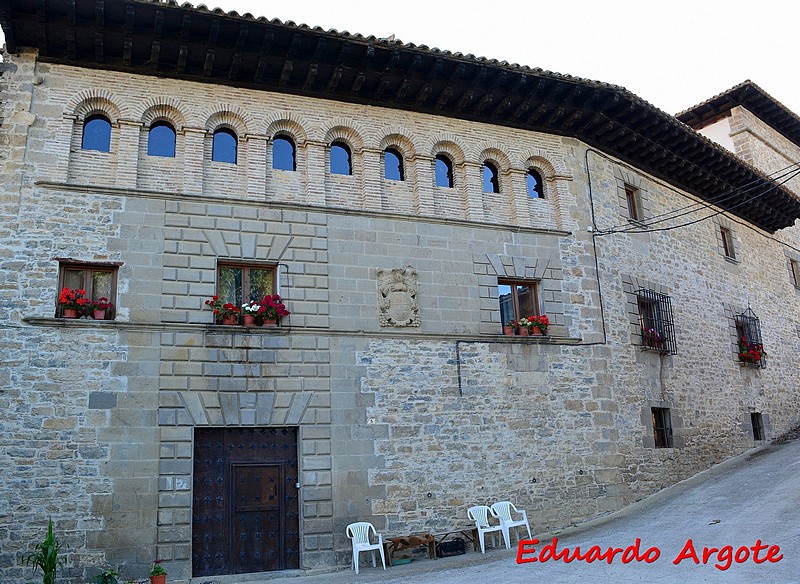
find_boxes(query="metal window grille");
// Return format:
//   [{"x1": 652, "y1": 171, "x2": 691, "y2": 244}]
[
  {"x1": 636, "y1": 289, "x2": 677, "y2": 355},
  {"x1": 651, "y1": 407, "x2": 673, "y2": 448},
  {"x1": 751, "y1": 412, "x2": 765, "y2": 441},
  {"x1": 735, "y1": 308, "x2": 766, "y2": 369}
]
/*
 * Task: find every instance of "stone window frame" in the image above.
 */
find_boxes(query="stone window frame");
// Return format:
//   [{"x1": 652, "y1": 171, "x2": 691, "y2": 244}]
[
  {"x1": 635, "y1": 288, "x2": 677, "y2": 354},
  {"x1": 723, "y1": 304, "x2": 767, "y2": 369},
  {"x1": 614, "y1": 169, "x2": 651, "y2": 224},
  {"x1": 622, "y1": 276, "x2": 673, "y2": 350},
  {"x1": 56, "y1": 259, "x2": 121, "y2": 319},
  {"x1": 498, "y1": 279, "x2": 542, "y2": 328},
  {"x1": 641, "y1": 402, "x2": 684, "y2": 449},
  {"x1": 713, "y1": 217, "x2": 738, "y2": 263},
  {"x1": 476, "y1": 253, "x2": 564, "y2": 335},
  {"x1": 215, "y1": 260, "x2": 278, "y2": 311},
  {"x1": 750, "y1": 412, "x2": 765, "y2": 441},
  {"x1": 785, "y1": 250, "x2": 800, "y2": 290}
]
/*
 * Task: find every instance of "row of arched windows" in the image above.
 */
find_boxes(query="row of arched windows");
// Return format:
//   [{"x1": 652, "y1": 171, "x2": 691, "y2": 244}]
[{"x1": 82, "y1": 115, "x2": 545, "y2": 198}]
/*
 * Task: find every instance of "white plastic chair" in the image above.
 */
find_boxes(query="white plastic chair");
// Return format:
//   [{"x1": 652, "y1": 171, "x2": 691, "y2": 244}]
[
  {"x1": 490, "y1": 501, "x2": 531, "y2": 549},
  {"x1": 467, "y1": 505, "x2": 503, "y2": 553},
  {"x1": 345, "y1": 522, "x2": 386, "y2": 574}
]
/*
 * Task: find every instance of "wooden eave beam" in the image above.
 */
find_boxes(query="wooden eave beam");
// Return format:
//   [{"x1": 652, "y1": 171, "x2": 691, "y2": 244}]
[
  {"x1": 203, "y1": 20, "x2": 220, "y2": 77},
  {"x1": 66, "y1": 0, "x2": 76, "y2": 60},
  {"x1": 254, "y1": 29, "x2": 274, "y2": 84},
  {"x1": 35, "y1": 0, "x2": 47, "y2": 57},
  {"x1": 228, "y1": 22, "x2": 248, "y2": 79},
  {"x1": 94, "y1": 0, "x2": 104, "y2": 62},
  {"x1": 149, "y1": 9, "x2": 163, "y2": 70}
]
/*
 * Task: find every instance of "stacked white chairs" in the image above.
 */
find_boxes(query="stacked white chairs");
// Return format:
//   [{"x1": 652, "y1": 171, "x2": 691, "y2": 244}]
[
  {"x1": 490, "y1": 501, "x2": 531, "y2": 549},
  {"x1": 345, "y1": 521, "x2": 386, "y2": 574},
  {"x1": 467, "y1": 505, "x2": 503, "y2": 553}
]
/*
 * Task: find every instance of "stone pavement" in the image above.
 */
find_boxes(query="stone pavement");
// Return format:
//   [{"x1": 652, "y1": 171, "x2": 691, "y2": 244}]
[{"x1": 202, "y1": 436, "x2": 800, "y2": 584}]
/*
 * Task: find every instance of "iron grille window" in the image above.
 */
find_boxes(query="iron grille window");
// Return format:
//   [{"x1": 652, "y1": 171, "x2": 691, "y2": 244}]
[
  {"x1": 651, "y1": 407, "x2": 673, "y2": 448},
  {"x1": 735, "y1": 308, "x2": 766, "y2": 369},
  {"x1": 751, "y1": 412, "x2": 765, "y2": 441},
  {"x1": 636, "y1": 289, "x2": 677, "y2": 354}
]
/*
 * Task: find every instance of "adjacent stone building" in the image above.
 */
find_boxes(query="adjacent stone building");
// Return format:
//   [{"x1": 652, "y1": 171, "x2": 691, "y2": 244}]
[{"x1": 1, "y1": 2, "x2": 799, "y2": 583}]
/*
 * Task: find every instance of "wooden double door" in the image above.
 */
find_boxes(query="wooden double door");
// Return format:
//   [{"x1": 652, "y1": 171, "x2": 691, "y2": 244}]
[{"x1": 192, "y1": 427, "x2": 300, "y2": 577}]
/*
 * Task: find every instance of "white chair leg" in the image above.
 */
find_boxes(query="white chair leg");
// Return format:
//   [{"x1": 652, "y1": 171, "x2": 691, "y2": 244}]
[
  {"x1": 353, "y1": 550, "x2": 359, "y2": 575},
  {"x1": 525, "y1": 522, "x2": 532, "y2": 539},
  {"x1": 379, "y1": 544, "x2": 386, "y2": 570},
  {"x1": 501, "y1": 526, "x2": 511, "y2": 549},
  {"x1": 479, "y1": 531, "x2": 486, "y2": 554},
  {"x1": 371, "y1": 549, "x2": 376, "y2": 567}
]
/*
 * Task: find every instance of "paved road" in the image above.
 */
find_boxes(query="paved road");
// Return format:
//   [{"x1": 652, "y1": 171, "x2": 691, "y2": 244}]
[{"x1": 241, "y1": 437, "x2": 800, "y2": 584}]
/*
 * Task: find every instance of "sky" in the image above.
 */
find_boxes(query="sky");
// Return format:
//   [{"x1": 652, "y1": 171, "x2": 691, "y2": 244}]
[{"x1": 1, "y1": 0, "x2": 799, "y2": 116}]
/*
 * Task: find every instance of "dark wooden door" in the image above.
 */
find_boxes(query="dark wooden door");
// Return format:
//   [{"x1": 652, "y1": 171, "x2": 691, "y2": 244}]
[{"x1": 192, "y1": 427, "x2": 299, "y2": 577}]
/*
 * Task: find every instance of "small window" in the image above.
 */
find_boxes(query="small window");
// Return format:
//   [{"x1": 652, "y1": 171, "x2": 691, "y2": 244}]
[
  {"x1": 651, "y1": 407, "x2": 673, "y2": 448},
  {"x1": 218, "y1": 262, "x2": 276, "y2": 308},
  {"x1": 434, "y1": 154, "x2": 454, "y2": 188},
  {"x1": 751, "y1": 412, "x2": 765, "y2": 441},
  {"x1": 625, "y1": 184, "x2": 641, "y2": 221},
  {"x1": 498, "y1": 280, "x2": 540, "y2": 327},
  {"x1": 58, "y1": 262, "x2": 118, "y2": 318},
  {"x1": 212, "y1": 128, "x2": 237, "y2": 164},
  {"x1": 526, "y1": 169, "x2": 544, "y2": 199},
  {"x1": 82, "y1": 114, "x2": 112, "y2": 152},
  {"x1": 735, "y1": 308, "x2": 766, "y2": 368},
  {"x1": 482, "y1": 162, "x2": 500, "y2": 193},
  {"x1": 273, "y1": 135, "x2": 296, "y2": 171},
  {"x1": 636, "y1": 289, "x2": 676, "y2": 354},
  {"x1": 330, "y1": 141, "x2": 352, "y2": 175},
  {"x1": 790, "y1": 259, "x2": 800, "y2": 288},
  {"x1": 148, "y1": 121, "x2": 176, "y2": 158},
  {"x1": 720, "y1": 227, "x2": 735, "y2": 259},
  {"x1": 384, "y1": 148, "x2": 404, "y2": 181}
]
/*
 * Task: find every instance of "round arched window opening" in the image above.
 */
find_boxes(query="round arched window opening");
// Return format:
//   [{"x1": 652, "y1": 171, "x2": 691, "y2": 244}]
[
  {"x1": 434, "y1": 154, "x2": 454, "y2": 188},
  {"x1": 527, "y1": 168, "x2": 545, "y2": 199},
  {"x1": 482, "y1": 161, "x2": 500, "y2": 193},
  {"x1": 384, "y1": 148, "x2": 404, "y2": 181},
  {"x1": 330, "y1": 141, "x2": 352, "y2": 175},
  {"x1": 273, "y1": 135, "x2": 297, "y2": 171},
  {"x1": 82, "y1": 114, "x2": 112, "y2": 152},
  {"x1": 148, "y1": 121, "x2": 176, "y2": 158},
  {"x1": 212, "y1": 128, "x2": 238, "y2": 164}
]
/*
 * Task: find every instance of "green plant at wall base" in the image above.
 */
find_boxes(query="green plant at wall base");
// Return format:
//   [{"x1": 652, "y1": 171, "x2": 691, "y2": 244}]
[
  {"x1": 150, "y1": 560, "x2": 167, "y2": 576},
  {"x1": 92, "y1": 566, "x2": 119, "y2": 584},
  {"x1": 22, "y1": 518, "x2": 65, "y2": 584}
]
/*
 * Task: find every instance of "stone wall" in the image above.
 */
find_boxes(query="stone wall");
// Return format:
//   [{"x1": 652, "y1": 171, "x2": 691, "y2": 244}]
[{"x1": 1, "y1": 49, "x2": 800, "y2": 584}]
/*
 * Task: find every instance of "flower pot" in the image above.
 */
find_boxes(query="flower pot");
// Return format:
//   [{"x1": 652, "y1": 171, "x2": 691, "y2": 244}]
[
  {"x1": 243, "y1": 315, "x2": 256, "y2": 326},
  {"x1": 222, "y1": 315, "x2": 238, "y2": 326},
  {"x1": 518, "y1": 327, "x2": 529, "y2": 337},
  {"x1": 503, "y1": 326, "x2": 514, "y2": 336},
  {"x1": 93, "y1": 309, "x2": 106, "y2": 320},
  {"x1": 63, "y1": 308, "x2": 78, "y2": 319},
  {"x1": 531, "y1": 328, "x2": 543, "y2": 336},
  {"x1": 150, "y1": 575, "x2": 166, "y2": 584},
  {"x1": 261, "y1": 319, "x2": 277, "y2": 327}
]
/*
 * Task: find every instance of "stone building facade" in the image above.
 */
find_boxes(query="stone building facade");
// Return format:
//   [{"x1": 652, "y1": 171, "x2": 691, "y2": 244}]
[{"x1": 1, "y1": 3, "x2": 800, "y2": 583}]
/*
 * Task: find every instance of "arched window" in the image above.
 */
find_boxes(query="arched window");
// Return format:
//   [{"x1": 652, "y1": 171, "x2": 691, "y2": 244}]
[
  {"x1": 330, "y1": 141, "x2": 352, "y2": 175},
  {"x1": 147, "y1": 121, "x2": 176, "y2": 158},
  {"x1": 272, "y1": 135, "x2": 296, "y2": 171},
  {"x1": 482, "y1": 161, "x2": 500, "y2": 193},
  {"x1": 434, "y1": 154, "x2": 453, "y2": 188},
  {"x1": 212, "y1": 128, "x2": 237, "y2": 164},
  {"x1": 82, "y1": 114, "x2": 112, "y2": 152},
  {"x1": 384, "y1": 148, "x2": 404, "y2": 181},
  {"x1": 527, "y1": 168, "x2": 544, "y2": 198}
]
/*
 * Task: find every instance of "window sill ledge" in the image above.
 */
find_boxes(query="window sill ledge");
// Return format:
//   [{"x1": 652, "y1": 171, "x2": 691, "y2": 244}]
[{"x1": 723, "y1": 255, "x2": 740, "y2": 265}]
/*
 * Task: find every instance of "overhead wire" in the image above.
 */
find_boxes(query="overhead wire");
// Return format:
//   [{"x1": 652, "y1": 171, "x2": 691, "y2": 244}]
[
  {"x1": 599, "y1": 160, "x2": 800, "y2": 235},
  {"x1": 595, "y1": 164, "x2": 800, "y2": 236}
]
